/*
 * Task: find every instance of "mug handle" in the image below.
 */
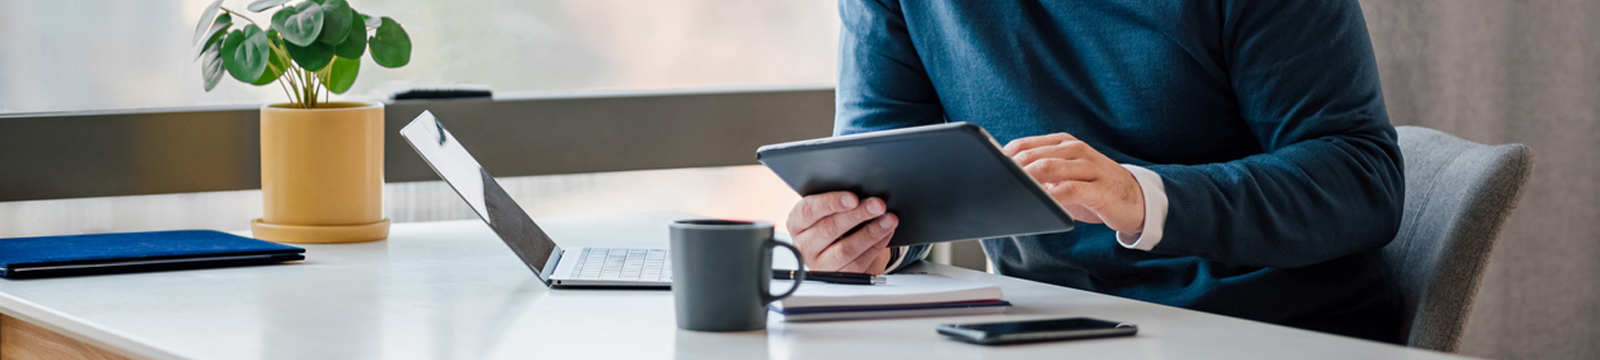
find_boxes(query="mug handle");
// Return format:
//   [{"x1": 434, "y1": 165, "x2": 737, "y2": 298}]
[{"x1": 761, "y1": 240, "x2": 805, "y2": 304}]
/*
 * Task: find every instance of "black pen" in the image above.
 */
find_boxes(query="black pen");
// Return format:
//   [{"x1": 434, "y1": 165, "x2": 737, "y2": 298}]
[{"x1": 772, "y1": 270, "x2": 887, "y2": 285}]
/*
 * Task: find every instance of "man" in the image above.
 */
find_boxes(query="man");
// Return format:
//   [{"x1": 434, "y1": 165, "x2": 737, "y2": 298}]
[{"x1": 787, "y1": 0, "x2": 1406, "y2": 343}]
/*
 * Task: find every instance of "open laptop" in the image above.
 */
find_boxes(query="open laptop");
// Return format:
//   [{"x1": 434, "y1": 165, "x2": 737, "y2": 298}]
[{"x1": 400, "y1": 111, "x2": 670, "y2": 288}]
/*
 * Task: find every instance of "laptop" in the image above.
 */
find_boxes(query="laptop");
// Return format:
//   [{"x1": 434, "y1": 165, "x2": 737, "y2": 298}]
[{"x1": 400, "y1": 111, "x2": 670, "y2": 288}]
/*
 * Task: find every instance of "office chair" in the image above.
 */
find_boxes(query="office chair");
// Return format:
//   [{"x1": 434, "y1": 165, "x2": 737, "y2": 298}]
[{"x1": 1384, "y1": 126, "x2": 1533, "y2": 352}]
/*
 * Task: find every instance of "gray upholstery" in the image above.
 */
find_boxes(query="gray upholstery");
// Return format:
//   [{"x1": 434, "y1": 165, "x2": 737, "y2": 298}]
[{"x1": 1386, "y1": 126, "x2": 1534, "y2": 352}]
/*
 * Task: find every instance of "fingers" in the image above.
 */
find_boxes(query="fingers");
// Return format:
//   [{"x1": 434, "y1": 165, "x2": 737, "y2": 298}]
[
  {"x1": 798, "y1": 197, "x2": 886, "y2": 247},
  {"x1": 1002, "y1": 132, "x2": 1079, "y2": 157},
  {"x1": 1001, "y1": 135, "x2": 1149, "y2": 234},
  {"x1": 791, "y1": 197, "x2": 887, "y2": 264},
  {"x1": 1060, "y1": 202, "x2": 1104, "y2": 224},
  {"x1": 1045, "y1": 180, "x2": 1125, "y2": 227},
  {"x1": 1045, "y1": 181, "x2": 1106, "y2": 210},
  {"x1": 1012, "y1": 140, "x2": 1093, "y2": 167},
  {"x1": 1021, "y1": 158, "x2": 1098, "y2": 184},
  {"x1": 786, "y1": 191, "x2": 859, "y2": 234},
  {"x1": 838, "y1": 233, "x2": 895, "y2": 274},
  {"x1": 817, "y1": 215, "x2": 897, "y2": 272}
]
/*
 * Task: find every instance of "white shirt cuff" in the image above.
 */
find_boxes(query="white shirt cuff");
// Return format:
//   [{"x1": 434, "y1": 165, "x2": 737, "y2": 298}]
[
  {"x1": 885, "y1": 245, "x2": 909, "y2": 272},
  {"x1": 1116, "y1": 164, "x2": 1168, "y2": 251}
]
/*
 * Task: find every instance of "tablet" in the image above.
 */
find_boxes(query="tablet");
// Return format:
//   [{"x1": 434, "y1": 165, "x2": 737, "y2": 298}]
[{"x1": 756, "y1": 122, "x2": 1074, "y2": 246}]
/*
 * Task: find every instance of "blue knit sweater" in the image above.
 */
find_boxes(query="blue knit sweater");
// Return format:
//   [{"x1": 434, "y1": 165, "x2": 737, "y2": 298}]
[{"x1": 837, "y1": 0, "x2": 1406, "y2": 342}]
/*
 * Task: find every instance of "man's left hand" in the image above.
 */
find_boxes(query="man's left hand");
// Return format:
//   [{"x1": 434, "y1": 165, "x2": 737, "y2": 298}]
[{"x1": 1002, "y1": 133, "x2": 1146, "y2": 234}]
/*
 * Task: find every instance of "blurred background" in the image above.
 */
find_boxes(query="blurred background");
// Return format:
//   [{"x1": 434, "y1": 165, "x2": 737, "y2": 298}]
[
  {"x1": 0, "y1": 0, "x2": 838, "y2": 113},
  {"x1": 1, "y1": 1, "x2": 1596, "y2": 359}
]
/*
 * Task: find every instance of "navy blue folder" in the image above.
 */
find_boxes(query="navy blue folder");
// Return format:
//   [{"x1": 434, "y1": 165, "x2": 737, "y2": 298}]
[{"x1": 0, "y1": 230, "x2": 305, "y2": 279}]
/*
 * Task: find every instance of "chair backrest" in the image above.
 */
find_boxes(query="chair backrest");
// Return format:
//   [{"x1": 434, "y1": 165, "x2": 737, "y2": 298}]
[{"x1": 1386, "y1": 126, "x2": 1533, "y2": 352}]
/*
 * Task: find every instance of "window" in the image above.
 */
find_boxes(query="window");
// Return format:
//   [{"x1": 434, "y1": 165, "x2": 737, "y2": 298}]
[{"x1": 0, "y1": 0, "x2": 839, "y2": 113}]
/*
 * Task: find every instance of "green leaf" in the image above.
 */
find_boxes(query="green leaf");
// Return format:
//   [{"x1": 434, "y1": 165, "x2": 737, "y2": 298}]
[
  {"x1": 247, "y1": 0, "x2": 290, "y2": 12},
  {"x1": 251, "y1": 44, "x2": 289, "y2": 85},
  {"x1": 359, "y1": 13, "x2": 381, "y2": 28},
  {"x1": 318, "y1": 56, "x2": 360, "y2": 94},
  {"x1": 286, "y1": 39, "x2": 334, "y2": 71},
  {"x1": 271, "y1": 2, "x2": 324, "y2": 47},
  {"x1": 369, "y1": 17, "x2": 411, "y2": 68},
  {"x1": 221, "y1": 25, "x2": 270, "y2": 83},
  {"x1": 201, "y1": 46, "x2": 225, "y2": 91},
  {"x1": 334, "y1": 11, "x2": 366, "y2": 58},
  {"x1": 207, "y1": 13, "x2": 234, "y2": 34},
  {"x1": 195, "y1": 18, "x2": 229, "y2": 60},
  {"x1": 192, "y1": 0, "x2": 224, "y2": 43},
  {"x1": 200, "y1": 13, "x2": 233, "y2": 48},
  {"x1": 317, "y1": 0, "x2": 352, "y2": 45}
]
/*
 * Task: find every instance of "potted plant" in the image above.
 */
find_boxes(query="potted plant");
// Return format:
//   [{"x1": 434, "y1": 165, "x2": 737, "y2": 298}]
[{"x1": 193, "y1": 0, "x2": 411, "y2": 243}]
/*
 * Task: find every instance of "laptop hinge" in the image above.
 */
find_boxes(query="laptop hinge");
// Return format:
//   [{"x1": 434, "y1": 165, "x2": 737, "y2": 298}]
[{"x1": 537, "y1": 247, "x2": 564, "y2": 286}]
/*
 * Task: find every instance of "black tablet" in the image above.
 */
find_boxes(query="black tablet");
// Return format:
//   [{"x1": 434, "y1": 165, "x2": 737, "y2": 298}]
[{"x1": 756, "y1": 122, "x2": 1074, "y2": 246}]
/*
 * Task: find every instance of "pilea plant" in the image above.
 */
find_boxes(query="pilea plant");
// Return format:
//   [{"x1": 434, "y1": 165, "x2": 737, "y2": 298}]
[{"x1": 193, "y1": 0, "x2": 411, "y2": 108}]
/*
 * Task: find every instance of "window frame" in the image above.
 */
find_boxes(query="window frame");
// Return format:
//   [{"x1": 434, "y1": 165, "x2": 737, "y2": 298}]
[{"x1": 0, "y1": 86, "x2": 833, "y2": 202}]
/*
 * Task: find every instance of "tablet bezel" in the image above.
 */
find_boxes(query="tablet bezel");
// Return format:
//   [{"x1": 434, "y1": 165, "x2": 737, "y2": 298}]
[{"x1": 756, "y1": 122, "x2": 1075, "y2": 246}]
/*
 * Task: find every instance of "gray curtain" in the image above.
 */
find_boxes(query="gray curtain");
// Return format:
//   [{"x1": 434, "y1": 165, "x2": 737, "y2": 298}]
[{"x1": 1358, "y1": 1, "x2": 1600, "y2": 359}]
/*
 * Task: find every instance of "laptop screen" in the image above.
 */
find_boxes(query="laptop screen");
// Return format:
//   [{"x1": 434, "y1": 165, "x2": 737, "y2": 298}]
[{"x1": 399, "y1": 111, "x2": 561, "y2": 281}]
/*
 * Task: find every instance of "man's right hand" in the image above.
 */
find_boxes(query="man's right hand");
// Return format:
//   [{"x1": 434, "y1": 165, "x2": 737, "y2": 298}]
[{"x1": 786, "y1": 191, "x2": 898, "y2": 274}]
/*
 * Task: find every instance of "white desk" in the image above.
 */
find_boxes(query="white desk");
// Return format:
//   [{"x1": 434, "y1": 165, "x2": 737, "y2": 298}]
[{"x1": 0, "y1": 213, "x2": 1472, "y2": 360}]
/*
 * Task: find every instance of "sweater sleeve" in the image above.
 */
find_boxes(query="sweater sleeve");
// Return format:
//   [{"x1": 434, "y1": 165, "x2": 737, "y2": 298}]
[
  {"x1": 835, "y1": 0, "x2": 945, "y2": 135},
  {"x1": 1144, "y1": 0, "x2": 1405, "y2": 268},
  {"x1": 837, "y1": 0, "x2": 945, "y2": 272}
]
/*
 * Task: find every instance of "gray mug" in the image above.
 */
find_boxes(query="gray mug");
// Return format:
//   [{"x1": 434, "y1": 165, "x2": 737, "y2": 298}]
[{"x1": 671, "y1": 219, "x2": 804, "y2": 332}]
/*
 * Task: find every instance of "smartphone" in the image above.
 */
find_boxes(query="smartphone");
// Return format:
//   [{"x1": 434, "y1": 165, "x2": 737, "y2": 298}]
[{"x1": 937, "y1": 317, "x2": 1137, "y2": 345}]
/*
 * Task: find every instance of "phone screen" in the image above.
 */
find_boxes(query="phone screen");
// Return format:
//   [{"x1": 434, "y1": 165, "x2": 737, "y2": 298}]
[{"x1": 955, "y1": 318, "x2": 1128, "y2": 335}]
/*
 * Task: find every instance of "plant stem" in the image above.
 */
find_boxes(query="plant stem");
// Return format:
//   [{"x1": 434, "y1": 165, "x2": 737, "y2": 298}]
[
  {"x1": 307, "y1": 68, "x2": 316, "y2": 108},
  {"x1": 296, "y1": 68, "x2": 306, "y2": 109},
  {"x1": 269, "y1": 39, "x2": 303, "y2": 108},
  {"x1": 218, "y1": 7, "x2": 256, "y2": 26},
  {"x1": 298, "y1": 69, "x2": 307, "y2": 109},
  {"x1": 274, "y1": 64, "x2": 295, "y2": 105},
  {"x1": 294, "y1": 72, "x2": 305, "y2": 107},
  {"x1": 317, "y1": 65, "x2": 334, "y2": 105},
  {"x1": 303, "y1": 68, "x2": 317, "y2": 109},
  {"x1": 283, "y1": 65, "x2": 302, "y2": 106},
  {"x1": 276, "y1": 82, "x2": 294, "y2": 107}
]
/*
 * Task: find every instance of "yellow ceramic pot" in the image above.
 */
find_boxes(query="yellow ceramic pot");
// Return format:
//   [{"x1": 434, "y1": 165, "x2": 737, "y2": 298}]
[{"x1": 251, "y1": 101, "x2": 389, "y2": 243}]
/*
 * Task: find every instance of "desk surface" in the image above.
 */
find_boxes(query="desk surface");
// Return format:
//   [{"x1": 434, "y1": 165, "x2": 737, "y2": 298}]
[{"x1": 0, "y1": 213, "x2": 1471, "y2": 360}]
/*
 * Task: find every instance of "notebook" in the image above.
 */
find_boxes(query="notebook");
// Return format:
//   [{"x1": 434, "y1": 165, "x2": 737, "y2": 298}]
[
  {"x1": 0, "y1": 230, "x2": 305, "y2": 279},
  {"x1": 770, "y1": 274, "x2": 1009, "y2": 321},
  {"x1": 771, "y1": 300, "x2": 1010, "y2": 322}
]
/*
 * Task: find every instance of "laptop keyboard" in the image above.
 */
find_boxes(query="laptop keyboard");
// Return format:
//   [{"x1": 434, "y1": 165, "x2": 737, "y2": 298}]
[{"x1": 571, "y1": 248, "x2": 671, "y2": 282}]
